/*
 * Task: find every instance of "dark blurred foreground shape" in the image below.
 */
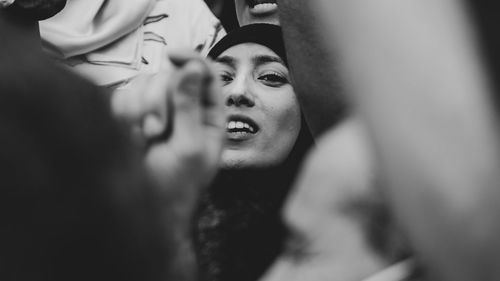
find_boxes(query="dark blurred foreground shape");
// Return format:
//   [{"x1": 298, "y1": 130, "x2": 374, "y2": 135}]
[
  {"x1": 273, "y1": 1, "x2": 500, "y2": 281},
  {"x1": 467, "y1": 1, "x2": 500, "y2": 109},
  {"x1": 0, "y1": 38, "x2": 177, "y2": 281},
  {"x1": 5, "y1": 0, "x2": 66, "y2": 20},
  {"x1": 299, "y1": 1, "x2": 500, "y2": 281}
]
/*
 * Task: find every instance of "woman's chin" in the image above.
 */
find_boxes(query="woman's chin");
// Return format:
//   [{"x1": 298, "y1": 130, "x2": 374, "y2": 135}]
[
  {"x1": 240, "y1": 15, "x2": 280, "y2": 27},
  {"x1": 222, "y1": 144, "x2": 295, "y2": 170},
  {"x1": 221, "y1": 158, "x2": 252, "y2": 170},
  {"x1": 221, "y1": 152, "x2": 261, "y2": 169},
  {"x1": 221, "y1": 155, "x2": 282, "y2": 170}
]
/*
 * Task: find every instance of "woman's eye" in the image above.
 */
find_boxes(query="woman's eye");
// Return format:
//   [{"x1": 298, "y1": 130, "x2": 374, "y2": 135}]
[
  {"x1": 219, "y1": 73, "x2": 233, "y2": 85},
  {"x1": 258, "y1": 73, "x2": 288, "y2": 87}
]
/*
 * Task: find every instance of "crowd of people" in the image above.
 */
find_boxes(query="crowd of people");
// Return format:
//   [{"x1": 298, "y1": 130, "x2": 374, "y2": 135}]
[{"x1": 1, "y1": 1, "x2": 500, "y2": 281}]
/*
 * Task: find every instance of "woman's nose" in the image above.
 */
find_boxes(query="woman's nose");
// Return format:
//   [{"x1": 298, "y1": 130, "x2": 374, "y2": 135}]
[
  {"x1": 226, "y1": 93, "x2": 255, "y2": 107},
  {"x1": 225, "y1": 78, "x2": 255, "y2": 107}
]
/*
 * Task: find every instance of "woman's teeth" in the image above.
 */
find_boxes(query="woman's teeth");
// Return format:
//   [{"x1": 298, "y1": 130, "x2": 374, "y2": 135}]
[
  {"x1": 227, "y1": 121, "x2": 255, "y2": 133},
  {"x1": 250, "y1": 3, "x2": 278, "y2": 14}
]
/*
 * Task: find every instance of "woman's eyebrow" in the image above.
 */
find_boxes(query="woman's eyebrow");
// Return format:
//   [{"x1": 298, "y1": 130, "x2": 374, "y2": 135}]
[
  {"x1": 215, "y1": 56, "x2": 236, "y2": 69},
  {"x1": 253, "y1": 55, "x2": 285, "y2": 67}
]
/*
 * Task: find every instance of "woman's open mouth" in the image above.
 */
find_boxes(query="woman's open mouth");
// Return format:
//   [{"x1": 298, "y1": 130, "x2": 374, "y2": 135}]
[
  {"x1": 246, "y1": 0, "x2": 278, "y2": 16},
  {"x1": 226, "y1": 115, "x2": 260, "y2": 141}
]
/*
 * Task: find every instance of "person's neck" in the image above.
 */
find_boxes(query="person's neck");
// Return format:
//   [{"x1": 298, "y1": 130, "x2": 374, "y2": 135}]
[{"x1": 0, "y1": 10, "x2": 41, "y2": 54}]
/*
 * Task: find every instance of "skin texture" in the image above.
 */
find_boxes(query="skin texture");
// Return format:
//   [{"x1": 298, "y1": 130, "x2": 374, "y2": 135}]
[
  {"x1": 213, "y1": 43, "x2": 301, "y2": 168},
  {"x1": 235, "y1": 0, "x2": 279, "y2": 26}
]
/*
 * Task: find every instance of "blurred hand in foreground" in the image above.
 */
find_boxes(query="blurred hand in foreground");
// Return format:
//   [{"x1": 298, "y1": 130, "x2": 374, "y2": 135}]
[{"x1": 112, "y1": 50, "x2": 225, "y2": 213}]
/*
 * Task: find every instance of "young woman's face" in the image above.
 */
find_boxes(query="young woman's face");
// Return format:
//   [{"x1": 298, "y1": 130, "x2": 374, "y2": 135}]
[
  {"x1": 214, "y1": 43, "x2": 301, "y2": 169},
  {"x1": 235, "y1": 0, "x2": 280, "y2": 26}
]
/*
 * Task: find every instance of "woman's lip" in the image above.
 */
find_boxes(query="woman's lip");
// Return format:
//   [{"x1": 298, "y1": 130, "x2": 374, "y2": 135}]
[{"x1": 226, "y1": 131, "x2": 256, "y2": 142}]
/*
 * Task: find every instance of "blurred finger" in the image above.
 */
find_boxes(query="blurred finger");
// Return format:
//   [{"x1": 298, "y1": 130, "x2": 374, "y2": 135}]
[
  {"x1": 168, "y1": 60, "x2": 206, "y2": 149},
  {"x1": 169, "y1": 49, "x2": 209, "y2": 68},
  {"x1": 202, "y1": 60, "x2": 224, "y2": 128},
  {"x1": 201, "y1": 60, "x2": 225, "y2": 160}
]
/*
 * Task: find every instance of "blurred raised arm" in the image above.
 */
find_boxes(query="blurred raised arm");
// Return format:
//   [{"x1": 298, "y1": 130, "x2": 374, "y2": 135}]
[{"x1": 307, "y1": 1, "x2": 500, "y2": 281}]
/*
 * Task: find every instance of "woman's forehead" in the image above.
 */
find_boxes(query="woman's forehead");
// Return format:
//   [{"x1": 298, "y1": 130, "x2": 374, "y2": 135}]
[{"x1": 217, "y1": 43, "x2": 284, "y2": 66}]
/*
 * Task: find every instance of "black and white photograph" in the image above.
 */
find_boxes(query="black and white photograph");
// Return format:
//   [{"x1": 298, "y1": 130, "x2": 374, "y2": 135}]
[{"x1": 1, "y1": 1, "x2": 499, "y2": 281}]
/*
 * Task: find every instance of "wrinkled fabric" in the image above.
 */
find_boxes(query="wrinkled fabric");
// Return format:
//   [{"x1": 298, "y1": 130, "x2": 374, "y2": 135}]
[
  {"x1": 41, "y1": 0, "x2": 155, "y2": 58},
  {"x1": 40, "y1": 0, "x2": 225, "y2": 87}
]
